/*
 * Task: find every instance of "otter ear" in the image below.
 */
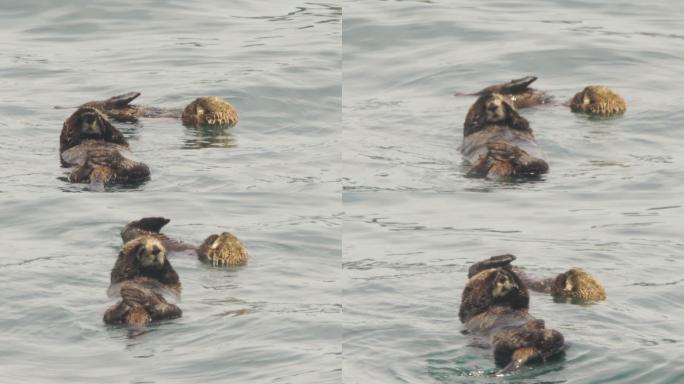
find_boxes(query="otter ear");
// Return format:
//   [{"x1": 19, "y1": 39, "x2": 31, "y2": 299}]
[
  {"x1": 468, "y1": 254, "x2": 516, "y2": 278},
  {"x1": 503, "y1": 101, "x2": 529, "y2": 131}
]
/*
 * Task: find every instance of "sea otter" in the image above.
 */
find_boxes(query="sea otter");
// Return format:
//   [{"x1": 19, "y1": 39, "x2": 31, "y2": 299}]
[
  {"x1": 121, "y1": 217, "x2": 249, "y2": 267},
  {"x1": 181, "y1": 96, "x2": 238, "y2": 128},
  {"x1": 458, "y1": 76, "x2": 551, "y2": 109},
  {"x1": 104, "y1": 236, "x2": 182, "y2": 327},
  {"x1": 460, "y1": 254, "x2": 565, "y2": 373},
  {"x1": 461, "y1": 93, "x2": 548, "y2": 179},
  {"x1": 569, "y1": 85, "x2": 626, "y2": 116},
  {"x1": 60, "y1": 107, "x2": 149, "y2": 189},
  {"x1": 80, "y1": 93, "x2": 238, "y2": 127},
  {"x1": 469, "y1": 255, "x2": 607, "y2": 301}
]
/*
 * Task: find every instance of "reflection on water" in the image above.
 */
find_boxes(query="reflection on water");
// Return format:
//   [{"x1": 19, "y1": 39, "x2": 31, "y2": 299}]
[{"x1": 182, "y1": 126, "x2": 237, "y2": 149}]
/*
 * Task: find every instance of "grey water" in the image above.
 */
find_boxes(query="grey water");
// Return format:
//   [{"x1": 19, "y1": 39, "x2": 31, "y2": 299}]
[
  {"x1": 0, "y1": 1, "x2": 341, "y2": 383},
  {"x1": 343, "y1": 0, "x2": 684, "y2": 383},
  {"x1": 2, "y1": 0, "x2": 684, "y2": 383}
]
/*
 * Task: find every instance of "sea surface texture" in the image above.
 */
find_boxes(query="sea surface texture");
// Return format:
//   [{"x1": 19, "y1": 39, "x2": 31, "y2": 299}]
[
  {"x1": 0, "y1": 1, "x2": 341, "y2": 383},
  {"x1": 2, "y1": 0, "x2": 684, "y2": 383},
  {"x1": 343, "y1": 0, "x2": 684, "y2": 383}
]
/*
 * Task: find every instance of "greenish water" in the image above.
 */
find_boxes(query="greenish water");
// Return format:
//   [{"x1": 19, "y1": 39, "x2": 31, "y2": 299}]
[{"x1": 2, "y1": 0, "x2": 684, "y2": 383}]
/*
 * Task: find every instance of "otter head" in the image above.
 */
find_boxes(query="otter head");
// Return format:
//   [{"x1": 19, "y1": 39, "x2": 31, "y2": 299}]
[
  {"x1": 133, "y1": 237, "x2": 167, "y2": 269},
  {"x1": 198, "y1": 232, "x2": 248, "y2": 267},
  {"x1": 60, "y1": 107, "x2": 128, "y2": 152},
  {"x1": 459, "y1": 265, "x2": 529, "y2": 323},
  {"x1": 570, "y1": 85, "x2": 626, "y2": 116},
  {"x1": 464, "y1": 93, "x2": 530, "y2": 137},
  {"x1": 551, "y1": 268, "x2": 607, "y2": 301},
  {"x1": 181, "y1": 96, "x2": 239, "y2": 128}
]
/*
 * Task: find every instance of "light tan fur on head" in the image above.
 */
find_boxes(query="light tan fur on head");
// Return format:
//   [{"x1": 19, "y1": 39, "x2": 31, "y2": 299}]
[
  {"x1": 552, "y1": 268, "x2": 606, "y2": 301},
  {"x1": 485, "y1": 94, "x2": 507, "y2": 123},
  {"x1": 198, "y1": 232, "x2": 248, "y2": 267},
  {"x1": 570, "y1": 85, "x2": 626, "y2": 115},
  {"x1": 492, "y1": 271, "x2": 518, "y2": 298},
  {"x1": 464, "y1": 93, "x2": 530, "y2": 137},
  {"x1": 121, "y1": 236, "x2": 167, "y2": 269},
  {"x1": 181, "y1": 96, "x2": 239, "y2": 127}
]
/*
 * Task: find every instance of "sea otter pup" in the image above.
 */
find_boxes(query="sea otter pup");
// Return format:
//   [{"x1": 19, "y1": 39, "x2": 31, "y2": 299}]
[
  {"x1": 570, "y1": 85, "x2": 626, "y2": 116},
  {"x1": 60, "y1": 107, "x2": 149, "y2": 188},
  {"x1": 181, "y1": 96, "x2": 238, "y2": 128},
  {"x1": 121, "y1": 217, "x2": 249, "y2": 267},
  {"x1": 460, "y1": 254, "x2": 565, "y2": 372},
  {"x1": 104, "y1": 236, "x2": 182, "y2": 327},
  {"x1": 461, "y1": 93, "x2": 548, "y2": 179},
  {"x1": 80, "y1": 93, "x2": 238, "y2": 127},
  {"x1": 469, "y1": 255, "x2": 607, "y2": 301},
  {"x1": 463, "y1": 76, "x2": 551, "y2": 109}
]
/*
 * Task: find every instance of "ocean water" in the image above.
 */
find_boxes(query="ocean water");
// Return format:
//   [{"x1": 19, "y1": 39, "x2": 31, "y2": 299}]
[
  {"x1": 2, "y1": 0, "x2": 684, "y2": 383},
  {"x1": 343, "y1": 0, "x2": 684, "y2": 383},
  {"x1": 0, "y1": 1, "x2": 341, "y2": 383}
]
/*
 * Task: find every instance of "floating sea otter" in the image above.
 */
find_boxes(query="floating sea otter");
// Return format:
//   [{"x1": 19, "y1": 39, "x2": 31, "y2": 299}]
[
  {"x1": 469, "y1": 254, "x2": 607, "y2": 301},
  {"x1": 104, "y1": 236, "x2": 182, "y2": 327},
  {"x1": 121, "y1": 217, "x2": 249, "y2": 267},
  {"x1": 60, "y1": 107, "x2": 150, "y2": 189},
  {"x1": 456, "y1": 76, "x2": 551, "y2": 109},
  {"x1": 460, "y1": 254, "x2": 565, "y2": 373},
  {"x1": 570, "y1": 85, "x2": 626, "y2": 116},
  {"x1": 461, "y1": 93, "x2": 548, "y2": 179},
  {"x1": 81, "y1": 92, "x2": 239, "y2": 127},
  {"x1": 458, "y1": 77, "x2": 626, "y2": 116}
]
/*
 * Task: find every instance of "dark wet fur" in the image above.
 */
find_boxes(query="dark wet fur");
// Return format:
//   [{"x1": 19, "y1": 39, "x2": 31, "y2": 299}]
[
  {"x1": 460, "y1": 255, "x2": 565, "y2": 372},
  {"x1": 461, "y1": 93, "x2": 548, "y2": 179}
]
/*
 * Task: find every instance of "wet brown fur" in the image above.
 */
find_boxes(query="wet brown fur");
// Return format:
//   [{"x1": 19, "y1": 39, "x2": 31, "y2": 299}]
[
  {"x1": 181, "y1": 96, "x2": 239, "y2": 128},
  {"x1": 63, "y1": 142, "x2": 150, "y2": 186},
  {"x1": 472, "y1": 255, "x2": 607, "y2": 301},
  {"x1": 60, "y1": 108, "x2": 148, "y2": 187},
  {"x1": 462, "y1": 93, "x2": 548, "y2": 178},
  {"x1": 122, "y1": 217, "x2": 248, "y2": 266},
  {"x1": 198, "y1": 232, "x2": 249, "y2": 267},
  {"x1": 550, "y1": 269, "x2": 607, "y2": 301},
  {"x1": 121, "y1": 217, "x2": 197, "y2": 253},
  {"x1": 475, "y1": 76, "x2": 551, "y2": 109},
  {"x1": 104, "y1": 236, "x2": 182, "y2": 327},
  {"x1": 81, "y1": 92, "x2": 145, "y2": 122},
  {"x1": 460, "y1": 255, "x2": 564, "y2": 371},
  {"x1": 60, "y1": 107, "x2": 128, "y2": 154},
  {"x1": 570, "y1": 85, "x2": 626, "y2": 115}
]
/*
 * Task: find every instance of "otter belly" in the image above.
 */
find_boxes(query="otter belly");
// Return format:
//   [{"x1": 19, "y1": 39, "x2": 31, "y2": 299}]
[
  {"x1": 460, "y1": 126, "x2": 548, "y2": 178},
  {"x1": 60, "y1": 140, "x2": 131, "y2": 166}
]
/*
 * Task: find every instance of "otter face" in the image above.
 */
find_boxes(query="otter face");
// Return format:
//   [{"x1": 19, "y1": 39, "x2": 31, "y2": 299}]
[
  {"x1": 571, "y1": 85, "x2": 626, "y2": 115},
  {"x1": 552, "y1": 268, "x2": 607, "y2": 301},
  {"x1": 484, "y1": 94, "x2": 507, "y2": 123},
  {"x1": 136, "y1": 238, "x2": 167, "y2": 268},
  {"x1": 80, "y1": 110, "x2": 104, "y2": 137},
  {"x1": 182, "y1": 96, "x2": 238, "y2": 127},
  {"x1": 492, "y1": 271, "x2": 518, "y2": 298}
]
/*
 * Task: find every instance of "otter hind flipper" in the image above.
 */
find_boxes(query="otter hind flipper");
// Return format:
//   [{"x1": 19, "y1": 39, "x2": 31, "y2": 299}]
[
  {"x1": 502, "y1": 76, "x2": 537, "y2": 93},
  {"x1": 121, "y1": 217, "x2": 171, "y2": 243},
  {"x1": 468, "y1": 254, "x2": 517, "y2": 278},
  {"x1": 107, "y1": 92, "x2": 141, "y2": 108}
]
